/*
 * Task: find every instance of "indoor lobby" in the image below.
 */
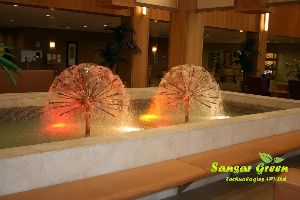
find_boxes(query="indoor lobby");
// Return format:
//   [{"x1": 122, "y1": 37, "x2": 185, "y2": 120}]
[{"x1": 0, "y1": 0, "x2": 300, "y2": 200}]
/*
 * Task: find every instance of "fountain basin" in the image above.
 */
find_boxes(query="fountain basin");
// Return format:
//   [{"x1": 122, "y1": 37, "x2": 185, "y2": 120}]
[{"x1": 0, "y1": 88, "x2": 300, "y2": 196}]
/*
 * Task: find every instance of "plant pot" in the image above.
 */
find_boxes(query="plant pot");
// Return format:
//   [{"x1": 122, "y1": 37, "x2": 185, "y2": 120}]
[
  {"x1": 241, "y1": 82, "x2": 248, "y2": 93},
  {"x1": 220, "y1": 76, "x2": 225, "y2": 82}
]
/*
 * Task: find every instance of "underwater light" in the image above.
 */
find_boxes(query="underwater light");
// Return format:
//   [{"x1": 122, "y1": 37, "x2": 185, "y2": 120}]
[
  {"x1": 139, "y1": 114, "x2": 160, "y2": 122},
  {"x1": 213, "y1": 115, "x2": 230, "y2": 119},
  {"x1": 52, "y1": 123, "x2": 66, "y2": 128},
  {"x1": 119, "y1": 127, "x2": 142, "y2": 132}
]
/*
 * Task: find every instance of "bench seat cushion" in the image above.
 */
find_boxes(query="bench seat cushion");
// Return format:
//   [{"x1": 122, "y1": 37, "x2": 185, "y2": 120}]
[
  {"x1": 254, "y1": 131, "x2": 300, "y2": 155},
  {"x1": 275, "y1": 168, "x2": 300, "y2": 200},
  {"x1": 0, "y1": 160, "x2": 207, "y2": 200},
  {"x1": 178, "y1": 145, "x2": 259, "y2": 174},
  {"x1": 277, "y1": 168, "x2": 300, "y2": 191}
]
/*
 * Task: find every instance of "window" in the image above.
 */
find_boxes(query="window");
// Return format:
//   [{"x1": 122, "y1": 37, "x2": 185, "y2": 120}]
[{"x1": 265, "y1": 53, "x2": 278, "y2": 79}]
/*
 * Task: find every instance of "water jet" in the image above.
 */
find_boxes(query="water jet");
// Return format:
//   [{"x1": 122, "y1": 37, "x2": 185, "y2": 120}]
[{"x1": 45, "y1": 63, "x2": 129, "y2": 137}]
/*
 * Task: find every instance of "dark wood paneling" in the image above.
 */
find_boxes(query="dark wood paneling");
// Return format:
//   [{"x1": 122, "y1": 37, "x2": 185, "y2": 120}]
[{"x1": 269, "y1": 5, "x2": 300, "y2": 38}]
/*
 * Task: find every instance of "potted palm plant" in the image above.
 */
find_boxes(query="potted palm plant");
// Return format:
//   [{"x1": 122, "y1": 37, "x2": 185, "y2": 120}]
[
  {"x1": 233, "y1": 39, "x2": 258, "y2": 91},
  {"x1": 286, "y1": 59, "x2": 300, "y2": 80},
  {"x1": 99, "y1": 24, "x2": 141, "y2": 74},
  {"x1": 0, "y1": 43, "x2": 20, "y2": 85}
]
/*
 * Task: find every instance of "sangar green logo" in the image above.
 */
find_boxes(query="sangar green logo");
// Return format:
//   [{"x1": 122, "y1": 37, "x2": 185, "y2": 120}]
[
  {"x1": 211, "y1": 152, "x2": 288, "y2": 175},
  {"x1": 258, "y1": 152, "x2": 285, "y2": 164}
]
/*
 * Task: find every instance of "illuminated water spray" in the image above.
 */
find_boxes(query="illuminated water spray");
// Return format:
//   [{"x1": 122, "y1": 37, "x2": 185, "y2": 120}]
[
  {"x1": 45, "y1": 63, "x2": 128, "y2": 137},
  {"x1": 145, "y1": 64, "x2": 223, "y2": 124}
]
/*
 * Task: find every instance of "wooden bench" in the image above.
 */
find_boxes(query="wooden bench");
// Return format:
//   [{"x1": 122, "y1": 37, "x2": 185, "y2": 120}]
[
  {"x1": 1, "y1": 131, "x2": 299, "y2": 200},
  {"x1": 178, "y1": 131, "x2": 300, "y2": 175},
  {"x1": 275, "y1": 168, "x2": 300, "y2": 200}
]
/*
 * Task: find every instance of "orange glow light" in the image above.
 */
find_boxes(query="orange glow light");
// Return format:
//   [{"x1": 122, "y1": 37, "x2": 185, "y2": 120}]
[
  {"x1": 52, "y1": 123, "x2": 66, "y2": 128},
  {"x1": 139, "y1": 114, "x2": 160, "y2": 122}
]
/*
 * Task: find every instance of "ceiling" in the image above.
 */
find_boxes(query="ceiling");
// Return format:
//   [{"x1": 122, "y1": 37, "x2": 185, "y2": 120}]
[
  {"x1": 268, "y1": 35, "x2": 300, "y2": 44},
  {"x1": 0, "y1": 3, "x2": 169, "y2": 37},
  {"x1": 1, "y1": 3, "x2": 300, "y2": 44},
  {"x1": 0, "y1": 3, "x2": 121, "y2": 32},
  {"x1": 204, "y1": 27, "x2": 300, "y2": 44},
  {"x1": 149, "y1": 20, "x2": 169, "y2": 37},
  {"x1": 149, "y1": 21, "x2": 300, "y2": 44},
  {"x1": 148, "y1": 25, "x2": 247, "y2": 43},
  {"x1": 204, "y1": 27, "x2": 246, "y2": 43}
]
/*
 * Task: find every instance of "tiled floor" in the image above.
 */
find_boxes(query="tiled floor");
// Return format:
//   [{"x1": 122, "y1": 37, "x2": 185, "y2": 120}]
[{"x1": 164, "y1": 154, "x2": 300, "y2": 200}]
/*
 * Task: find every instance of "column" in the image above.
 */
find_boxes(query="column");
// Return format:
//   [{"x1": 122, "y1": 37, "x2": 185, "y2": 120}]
[
  {"x1": 245, "y1": 13, "x2": 268, "y2": 77},
  {"x1": 256, "y1": 14, "x2": 268, "y2": 76},
  {"x1": 168, "y1": 0, "x2": 204, "y2": 68},
  {"x1": 131, "y1": 6, "x2": 149, "y2": 88},
  {"x1": 256, "y1": 31, "x2": 268, "y2": 76}
]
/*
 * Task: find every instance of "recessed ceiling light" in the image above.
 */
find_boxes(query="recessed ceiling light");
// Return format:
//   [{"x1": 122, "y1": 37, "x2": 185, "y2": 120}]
[
  {"x1": 50, "y1": 16, "x2": 54, "y2": 19},
  {"x1": 46, "y1": 14, "x2": 50, "y2": 17},
  {"x1": 240, "y1": 30, "x2": 243, "y2": 32},
  {"x1": 267, "y1": 40, "x2": 270, "y2": 43},
  {"x1": 66, "y1": 26, "x2": 70, "y2": 29},
  {"x1": 206, "y1": 34, "x2": 210, "y2": 37},
  {"x1": 10, "y1": 19, "x2": 15, "y2": 22},
  {"x1": 103, "y1": 24, "x2": 107, "y2": 27},
  {"x1": 13, "y1": 4, "x2": 18, "y2": 7},
  {"x1": 83, "y1": 25, "x2": 88, "y2": 28},
  {"x1": 154, "y1": 20, "x2": 158, "y2": 23}
]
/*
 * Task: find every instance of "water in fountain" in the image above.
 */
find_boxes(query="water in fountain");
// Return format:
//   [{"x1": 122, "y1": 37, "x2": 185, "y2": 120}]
[
  {"x1": 141, "y1": 64, "x2": 224, "y2": 127},
  {"x1": 44, "y1": 63, "x2": 129, "y2": 137}
]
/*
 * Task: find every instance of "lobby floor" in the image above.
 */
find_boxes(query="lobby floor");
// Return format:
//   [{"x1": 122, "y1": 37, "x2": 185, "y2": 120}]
[{"x1": 164, "y1": 154, "x2": 300, "y2": 200}]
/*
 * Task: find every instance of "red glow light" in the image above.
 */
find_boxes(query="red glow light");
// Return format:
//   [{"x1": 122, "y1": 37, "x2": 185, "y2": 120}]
[
  {"x1": 44, "y1": 120, "x2": 76, "y2": 136},
  {"x1": 43, "y1": 106, "x2": 79, "y2": 136},
  {"x1": 52, "y1": 123, "x2": 66, "y2": 128}
]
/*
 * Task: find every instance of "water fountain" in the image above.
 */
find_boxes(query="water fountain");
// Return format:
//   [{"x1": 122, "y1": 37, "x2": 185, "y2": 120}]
[
  {"x1": 142, "y1": 64, "x2": 223, "y2": 125},
  {"x1": 44, "y1": 63, "x2": 129, "y2": 137},
  {"x1": 1, "y1": 61, "x2": 299, "y2": 196}
]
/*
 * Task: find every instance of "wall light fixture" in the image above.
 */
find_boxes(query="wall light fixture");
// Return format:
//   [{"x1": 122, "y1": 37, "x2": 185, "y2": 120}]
[
  {"x1": 49, "y1": 41, "x2": 55, "y2": 49},
  {"x1": 142, "y1": 6, "x2": 147, "y2": 16}
]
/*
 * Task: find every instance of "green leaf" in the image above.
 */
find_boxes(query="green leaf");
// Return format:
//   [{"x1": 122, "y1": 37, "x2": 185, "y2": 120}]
[
  {"x1": 273, "y1": 157, "x2": 285, "y2": 164},
  {"x1": 0, "y1": 44, "x2": 14, "y2": 49},
  {"x1": 259, "y1": 152, "x2": 273, "y2": 164},
  {"x1": 0, "y1": 57, "x2": 20, "y2": 70},
  {"x1": 2, "y1": 51, "x2": 17, "y2": 59}
]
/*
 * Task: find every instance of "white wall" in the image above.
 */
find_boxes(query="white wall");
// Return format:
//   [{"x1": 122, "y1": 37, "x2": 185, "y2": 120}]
[
  {"x1": 198, "y1": 0, "x2": 234, "y2": 9},
  {"x1": 137, "y1": 0, "x2": 300, "y2": 10},
  {"x1": 136, "y1": 0, "x2": 177, "y2": 8},
  {"x1": 198, "y1": 0, "x2": 300, "y2": 10},
  {"x1": 268, "y1": 0, "x2": 300, "y2": 4}
]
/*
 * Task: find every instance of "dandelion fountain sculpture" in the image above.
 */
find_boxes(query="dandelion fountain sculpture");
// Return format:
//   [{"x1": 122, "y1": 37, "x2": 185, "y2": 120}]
[
  {"x1": 44, "y1": 63, "x2": 129, "y2": 137},
  {"x1": 144, "y1": 64, "x2": 223, "y2": 125}
]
